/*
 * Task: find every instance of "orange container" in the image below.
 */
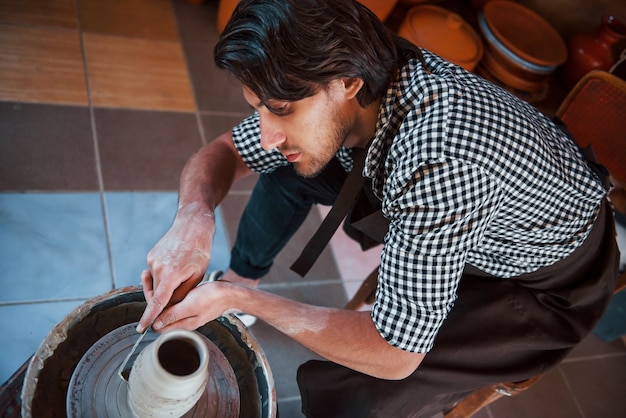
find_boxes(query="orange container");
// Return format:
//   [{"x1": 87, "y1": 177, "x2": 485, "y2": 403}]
[
  {"x1": 483, "y1": 1, "x2": 567, "y2": 68},
  {"x1": 358, "y1": 0, "x2": 399, "y2": 22},
  {"x1": 217, "y1": 0, "x2": 239, "y2": 34},
  {"x1": 398, "y1": 5, "x2": 483, "y2": 71},
  {"x1": 476, "y1": 1, "x2": 567, "y2": 95},
  {"x1": 217, "y1": 0, "x2": 399, "y2": 34}
]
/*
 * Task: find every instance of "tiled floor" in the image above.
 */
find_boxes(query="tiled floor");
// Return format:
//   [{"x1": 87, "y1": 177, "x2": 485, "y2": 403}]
[{"x1": 1, "y1": 1, "x2": 625, "y2": 417}]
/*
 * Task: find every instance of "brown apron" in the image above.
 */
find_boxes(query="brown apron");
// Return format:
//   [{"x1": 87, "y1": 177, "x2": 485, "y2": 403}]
[
  {"x1": 296, "y1": 199, "x2": 619, "y2": 417},
  {"x1": 291, "y1": 137, "x2": 620, "y2": 417}
]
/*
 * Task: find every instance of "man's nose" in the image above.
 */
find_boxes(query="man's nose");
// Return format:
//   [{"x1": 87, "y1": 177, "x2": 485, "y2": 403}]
[{"x1": 259, "y1": 117, "x2": 286, "y2": 150}]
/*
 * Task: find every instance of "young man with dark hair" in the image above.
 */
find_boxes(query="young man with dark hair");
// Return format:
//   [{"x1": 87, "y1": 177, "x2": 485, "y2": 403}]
[{"x1": 137, "y1": 0, "x2": 619, "y2": 416}]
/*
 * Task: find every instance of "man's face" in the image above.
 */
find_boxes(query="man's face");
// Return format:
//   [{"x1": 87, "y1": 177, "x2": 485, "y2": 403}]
[{"x1": 242, "y1": 81, "x2": 354, "y2": 178}]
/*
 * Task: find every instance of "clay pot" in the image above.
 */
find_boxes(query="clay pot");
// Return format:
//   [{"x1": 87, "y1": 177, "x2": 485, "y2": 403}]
[
  {"x1": 477, "y1": 1, "x2": 567, "y2": 94},
  {"x1": 358, "y1": 0, "x2": 399, "y2": 22},
  {"x1": 128, "y1": 329, "x2": 210, "y2": 418},
  {"x1": 483, "y1": 1, "x2": 567, "y2": 68},
  {"x1": 398, "y1": 5, "x2": 483, "y2": 71},
  {"x1": 217, "y1": 0, "x2": 239, "y2": 34},
  {"x1": 561, "y1": 15, "x2": 626, "y2": 88},
  {"x1": 217, "y1": 0, "x2": 399, "y2": 33}
]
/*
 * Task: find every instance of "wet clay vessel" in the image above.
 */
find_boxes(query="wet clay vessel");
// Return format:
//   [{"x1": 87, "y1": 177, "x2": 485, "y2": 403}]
[
  {"x1": 127, "y1": 329, "x2": 211, "y2": 417},
  {"x1": 21, "y1": 286, "x2": 276, "y2": 418}
]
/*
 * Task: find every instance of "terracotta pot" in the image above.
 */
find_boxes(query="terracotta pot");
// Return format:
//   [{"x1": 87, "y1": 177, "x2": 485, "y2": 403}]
[
  {"x1": 398, "y1": 5, "x2": 483, "y2": 71},
  {"x1": 483, "y1": 1, "x2": 567, "y2": 68},
  {"x1": 358, "y1": 0, "x2": 399, "y2": 22},
  {"x1": 478, "y1": 13, "x2": 553, "y2": 93},
  {"x1": 480, "y1": 48, "x2": 547, "y2": 92},
  {"x1": 562, "y1": 15, "x2": 626, "y2": 88},
  {"x1": 217, "y1": 0, "x2": 239, "y2": 34},
  {"x1": 217, "y1": 0, "x2": 399, "y2": 33},
  {"x1": 128, "y1": 329, "x2": 210, "y2": 418},
  {"x1": 477, "y1": 1, "x2": 566, "y2": 94}
]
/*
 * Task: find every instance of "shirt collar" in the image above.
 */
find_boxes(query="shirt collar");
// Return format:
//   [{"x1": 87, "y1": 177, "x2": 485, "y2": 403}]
[{"x1": 364, "y1": 58, "x2": 425, "y2": 178}]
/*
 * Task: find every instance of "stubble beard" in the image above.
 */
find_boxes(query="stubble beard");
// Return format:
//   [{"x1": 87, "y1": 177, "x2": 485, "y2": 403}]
[{"x1": 293, "y1": 115, "x2": 351, "y2": 179}]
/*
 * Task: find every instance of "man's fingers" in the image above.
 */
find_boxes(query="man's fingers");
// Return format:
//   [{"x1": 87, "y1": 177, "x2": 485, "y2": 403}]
[
  {"x1": 152, "y1": 305, "x2": 200, "y2": 332},
  {"x1": 137, "y1": 294, "x2": 165, "y2": 333},
  {"x1": 140, "y1": 269, "x2": 154, "y2": 302}
]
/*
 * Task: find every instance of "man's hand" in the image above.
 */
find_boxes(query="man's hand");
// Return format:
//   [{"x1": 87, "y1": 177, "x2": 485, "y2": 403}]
[
  {"x1": 149, "y1": 280, "x2": 235, "y2": 332},
  {"x1": 137, "y1": 203, "x2": 215, "y2": 332}
]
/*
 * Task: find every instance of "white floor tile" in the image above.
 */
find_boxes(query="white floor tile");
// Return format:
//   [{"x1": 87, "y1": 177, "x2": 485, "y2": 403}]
[
  {"x1": 0, "y1": 193, "x2": 112, "y2": 302},
  {"x1": 104, "y1": 192, "x2": 230, "y2": 287},
  {"x1": 0, "y1": 300, "x2": 83, "y2": 384}
]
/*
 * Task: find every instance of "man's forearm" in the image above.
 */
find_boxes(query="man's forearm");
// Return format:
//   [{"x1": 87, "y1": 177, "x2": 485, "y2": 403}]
[
  {"x1": 178, "y1": 131, "x2": 252, "y2": 214},
  {"x1": 229, "y1": 285, "x2": 425, "y2": 380}
]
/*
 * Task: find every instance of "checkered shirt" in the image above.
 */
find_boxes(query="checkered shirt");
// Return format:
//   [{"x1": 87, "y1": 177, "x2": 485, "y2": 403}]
[{"x1": 231, "y1": 50, "x2": 607, "y2": 352}]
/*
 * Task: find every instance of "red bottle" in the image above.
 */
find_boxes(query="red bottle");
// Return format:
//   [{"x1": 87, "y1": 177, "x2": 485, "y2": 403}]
[{"x1": 561, "y1": 15, "x2": 626, "y2": 88}]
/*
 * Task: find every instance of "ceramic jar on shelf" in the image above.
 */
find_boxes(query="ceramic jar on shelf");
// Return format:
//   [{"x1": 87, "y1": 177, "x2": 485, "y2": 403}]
[
  {"x1": 217, "y1": 0, "x2": 399, "y2": 33},
  {"x1": 475, "y1": 1, "x2": 567, "y2": 101},
  {"x1": 398, "y1": 5, "x2": 483, "y2": 71},
  {"x1": 561, "y1": 15, "x2": 626, "y2": 89}
]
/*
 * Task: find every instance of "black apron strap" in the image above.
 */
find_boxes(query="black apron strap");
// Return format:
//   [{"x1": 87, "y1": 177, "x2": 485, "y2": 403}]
[{"x1": 290, "y1": 148, "x2": 367, "y2": 277}]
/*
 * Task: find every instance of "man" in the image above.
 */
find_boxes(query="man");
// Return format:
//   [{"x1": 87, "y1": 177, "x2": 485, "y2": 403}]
[{"x1": 137, "y1": 0, "x2": 620, "y2": 416}]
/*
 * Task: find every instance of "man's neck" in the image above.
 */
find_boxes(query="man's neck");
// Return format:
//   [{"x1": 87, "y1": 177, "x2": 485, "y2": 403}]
[{"x1": 346, "y1": 97, "x2": 383, "y2": 149}]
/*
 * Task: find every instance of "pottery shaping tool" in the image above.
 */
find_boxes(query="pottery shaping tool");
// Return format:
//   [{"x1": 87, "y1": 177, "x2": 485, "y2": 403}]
[{"x1": 118, "y1": 276, "x2": 204, "y2": 381}]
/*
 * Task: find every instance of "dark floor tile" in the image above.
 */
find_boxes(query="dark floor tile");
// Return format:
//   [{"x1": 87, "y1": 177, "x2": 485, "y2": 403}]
[
  {"x1": 277, "y1": 398, "x2": 305, "y2": 418},
  {"x1": 183, "y1": 42, "x2": 251, "y2": 113},
  {"x1": 199, "y1": 113, "x2": 258, "y2": 191},
  {"x1": 0, "y1": 103, "x2": 98, "y2": 191},
  {"x1": 0, "y1": 0, "x2": 78, "y2": 29},
  {"x1": 231, "y1": 173, "x2": 260, "y2": 192},
  {"x1": 565, "y1": 331, "x2": 626, "y2": 361},
  {"x1": 488, "y1": 366, "x2": 583, "y2": 418},
  {"x1": 78, "y1": 0, "x2": 179, "y2": 41},
  {"x1": 94, "y1": 108, "x2": 202, "y2": 190},
  {"x1": 219, "y1": 193, "x2": 342, "y2": 284},
  {"x1": 172, "y1": 0, "x2": 220, "y2": 45},
  {"x1": 250, "y1": 320, "x2": 320, "y2": 402},
  {"x1": 199, "y1": 112, "x2": 250, "y2": 142},
  {"x1": 593, "y1": 291, "x2": 626, "y2": 342},
  {"x1": 561, "y1": 356, "x2": 626, "y2": 418},
  {"x1": 247, "y1": 282, "x2": 347, "y2": 402}
]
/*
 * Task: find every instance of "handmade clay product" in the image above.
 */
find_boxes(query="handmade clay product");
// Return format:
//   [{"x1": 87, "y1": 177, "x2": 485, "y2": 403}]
[
  {"x1": 22, "y1": 287, "x2": 274, "y2": 417},
  {"x1": 128, "y1": 329, "x2": 209, "y2": 418}
]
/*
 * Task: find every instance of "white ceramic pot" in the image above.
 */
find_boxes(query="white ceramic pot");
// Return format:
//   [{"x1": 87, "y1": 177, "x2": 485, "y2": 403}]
[{"x1": 127, "y1": 329, "x2": 210, "y2": 418}]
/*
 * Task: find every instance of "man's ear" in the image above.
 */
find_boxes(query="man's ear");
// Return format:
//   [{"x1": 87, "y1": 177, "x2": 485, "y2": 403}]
[{"x1": 341, "y1": 78, "x2": 364, "y2": 100}]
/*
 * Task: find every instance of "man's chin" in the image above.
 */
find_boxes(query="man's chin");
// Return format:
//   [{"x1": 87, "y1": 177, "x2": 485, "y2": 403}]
[{"x1": 293, "y1": 161, "x2": 329, "y2": 179}]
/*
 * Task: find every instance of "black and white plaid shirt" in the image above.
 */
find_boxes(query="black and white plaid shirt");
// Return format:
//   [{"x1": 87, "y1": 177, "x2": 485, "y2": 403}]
[{"x1": 231, "y1": 50, "x2": 607, "y2": 352}]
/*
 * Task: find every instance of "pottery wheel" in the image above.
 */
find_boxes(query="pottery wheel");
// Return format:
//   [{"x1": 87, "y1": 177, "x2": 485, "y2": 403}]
[{"x1": 67, "y1": 323, "x2": 240, "y2": 417}]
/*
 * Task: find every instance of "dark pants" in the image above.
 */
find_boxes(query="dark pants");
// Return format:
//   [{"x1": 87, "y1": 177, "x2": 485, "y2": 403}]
[
  {"x1": 229, "y1": 158, "x2": 348, "y2": 278},
  {"x1": 229, "y1": 159, "x2": 620, "y2": 418}
]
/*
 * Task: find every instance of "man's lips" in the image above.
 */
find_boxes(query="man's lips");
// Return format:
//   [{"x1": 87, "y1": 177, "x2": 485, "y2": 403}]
[{"x1": 284, "y1": 152, "x2": 300, "y2": 163}]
